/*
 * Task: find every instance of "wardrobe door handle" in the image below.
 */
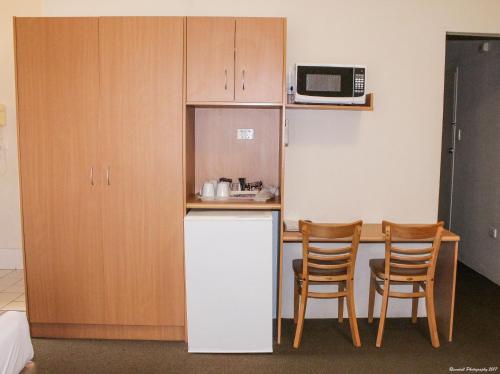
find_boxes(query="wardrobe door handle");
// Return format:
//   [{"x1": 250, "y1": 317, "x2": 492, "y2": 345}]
[
  {"x1": 224, "y1": 69, "x2": 228, "y2": 90},
  {"x1": 90, "y1": 167, "x2": 94, "y2": 186},
  {"x1": 106, "y1": 167, "x2": 111, "y2": 186},
  {"x1": 242, "y1": 69, "x2": 245, "y2": 91}
]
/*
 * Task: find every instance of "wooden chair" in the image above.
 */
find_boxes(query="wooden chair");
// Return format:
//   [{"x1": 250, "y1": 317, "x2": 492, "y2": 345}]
[
  {"x1": 293, "y1": 220, "x2": 363, "y2": 348},
  {"x1": 368, "y1": 221, "x2": 444, "y2": 348}
]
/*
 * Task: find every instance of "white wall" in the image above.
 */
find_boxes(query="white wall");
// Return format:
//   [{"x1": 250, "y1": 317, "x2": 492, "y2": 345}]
[
  {"x1": 2, "y1": 1, "x2": 500, "y2": 280},
  {"x1": 0, "y1": 0, "x2": 42, "y2": 269}
]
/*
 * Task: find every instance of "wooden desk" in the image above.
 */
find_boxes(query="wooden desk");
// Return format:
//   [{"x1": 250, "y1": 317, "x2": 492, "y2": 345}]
[
  {"x1": 277, "y1": 223, "x2": 460, "y2": 344},
  {"x1": 283, "y1": 224, "x2": 459, "y2": 243}
]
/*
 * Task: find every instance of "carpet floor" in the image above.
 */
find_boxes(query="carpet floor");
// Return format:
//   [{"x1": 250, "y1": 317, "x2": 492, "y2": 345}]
[{"x1": 31, "y1": 263, "x2": 499, "y2": 373}]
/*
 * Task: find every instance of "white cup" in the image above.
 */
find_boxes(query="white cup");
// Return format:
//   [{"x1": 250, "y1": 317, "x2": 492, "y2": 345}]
[
  {"x1": 209, "y1": 179, "x2": 218, "y2": 192},
  {"x1": 201, "y1": 182, "x2": 215, "y2": 200},
  {"x1": 216, "y1": 181, "x2": 230, "y2": 199}
]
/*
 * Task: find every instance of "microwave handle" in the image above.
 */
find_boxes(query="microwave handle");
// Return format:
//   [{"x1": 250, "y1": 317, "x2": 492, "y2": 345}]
[
  {"x1": 242, "y1": 69, "x2": 245, "y2": 91},
  {"x1": 352, "y1": 67, "x2": 356, "y2": 97}
]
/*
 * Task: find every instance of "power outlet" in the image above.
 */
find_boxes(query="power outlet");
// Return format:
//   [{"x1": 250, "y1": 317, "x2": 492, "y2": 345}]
[
  {"x1": 489, "y1": 227, "x2": 497, "y2": 239},
  {"x1": 237, "y1": 128, "x2": 254, "y2": 140}
]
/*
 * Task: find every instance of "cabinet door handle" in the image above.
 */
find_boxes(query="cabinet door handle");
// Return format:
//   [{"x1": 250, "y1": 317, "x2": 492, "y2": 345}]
[
  {"x1": 242, "y1": 69, "x2": 245, "y2": 91},
  {"x1": 90, "y1": 167, "x2": 94, "y2": 186},
  {"x1": 106, "y1": 167, "x2": 111, "y2": 186},
  {"x1": 224, "y1": 69, "x2": 228, "y2": 90}
]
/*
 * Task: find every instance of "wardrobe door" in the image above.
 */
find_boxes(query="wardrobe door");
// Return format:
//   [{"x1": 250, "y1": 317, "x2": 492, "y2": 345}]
[
  {"x1": 235, "y1": 18, "x2": 284, "y2": 103},
  {"x1": 15, "y1": 18, "x2": 104, "y2": 324},
  {"x1": 99, "y1": 17, "x2": 185, "y2": 326},
  {"x1": 186, "y1": 17, "x2": 235, "y2": 102}
]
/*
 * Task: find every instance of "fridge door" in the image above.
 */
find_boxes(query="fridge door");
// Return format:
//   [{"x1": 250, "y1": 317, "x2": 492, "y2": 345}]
[{"x1": 184, "y1": 210, "x2": 273, "y2": 353}]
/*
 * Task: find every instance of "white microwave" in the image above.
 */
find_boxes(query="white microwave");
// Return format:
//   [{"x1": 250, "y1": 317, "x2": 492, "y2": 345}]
[{"x1": 294, "y1": 63, "x2": 366, "y2": 105}]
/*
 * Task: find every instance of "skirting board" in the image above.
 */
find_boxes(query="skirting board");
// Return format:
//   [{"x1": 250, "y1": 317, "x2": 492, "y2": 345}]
[
  {"x1": 30, "y1": 323, "x2": 185, "y2": 341},
  {"x1": 0, "y1": 249, "x2": 23, "y2": 269}
]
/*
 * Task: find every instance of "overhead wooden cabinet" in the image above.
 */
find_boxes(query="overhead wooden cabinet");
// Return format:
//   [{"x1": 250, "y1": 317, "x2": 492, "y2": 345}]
[
  {"x1": 186, "y1": 17, "x2": 235, "y2": 102},
  {"x1": 234, "y1": 18, "x2": 284, "y2": 103},
  {"x1": 186, "y1": 17, "x2": 284, "y2": 103},
  {"x1": 15, "y1": 17, "x2": 185, "y2": 340}
]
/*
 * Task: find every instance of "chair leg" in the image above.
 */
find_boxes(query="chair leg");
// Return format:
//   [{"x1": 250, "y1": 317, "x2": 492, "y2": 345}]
[
  {"x1": 293, "y1": 280, "x2": 309, "y2": 348},
  {"x1": 338, "y1": 282, "x2": 345, "y2": 323},
  {"x1": 346, "y1": 279, "x2": 361, "y2": 347},
  {"x1": 425, "y1": 281, "x2": 440, "y2": 348},
  {"x1": 376, "y1": 279, "x2": 390, "y2": 348},
  {"x1": 368, "y1": 272, "x2": 376, "y2": 323},
  {"x1": 293, "y1": 275, "x2": 300, "y2": 324},
  {"x1": 411, "y1": 282, "x2": 419, "y2": 324}
]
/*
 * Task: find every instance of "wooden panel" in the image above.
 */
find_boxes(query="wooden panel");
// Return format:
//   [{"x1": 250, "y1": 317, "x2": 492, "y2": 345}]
[
  {"x1": 286, "y1": 94, "x2": 374, "y2": 111},
  {"x1": 434, "y1": 241, "x2": 458, "y2": 342},
  {"x1": 187, "y1": 17, "x2": 235, "y2": 102},
  {"x1": 31, "y1": 323, "x2": 184, "y2": 341},
  {"x1": 186, "y1": 102, "x2": 282, "y2": 108},
  {"x1": 194, "y1": 108, "x2": 281, "y2": 192},
  {"x1": 283, "y1": 224, "x2": 460, "y2": 243},
  {"x1": 276, "y1": 20, "x2": 286, "y2": 338},
  {"x1": 15, "y1": 18, "x2": 105, "y2": 324},
  {"x1": 186, "y1": 194, "x2": 281, "y2": 210},
  {"x1": 235, "y1": 18, "x2": 284, "y2": 103},
  {"x1": 99, "y1": 17, "x2": 185, "y2": 326},
  {"x1": 185, "y1": 106, "x2": 196, "y2": 204}
]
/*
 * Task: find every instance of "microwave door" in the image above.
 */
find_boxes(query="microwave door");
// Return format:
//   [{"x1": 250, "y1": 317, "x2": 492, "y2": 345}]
[{"x1": 296, "y1": 66, "x2": 354, "y2": 99}]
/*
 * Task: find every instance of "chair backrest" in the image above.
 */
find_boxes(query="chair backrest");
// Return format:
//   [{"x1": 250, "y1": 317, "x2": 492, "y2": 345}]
[
  {"x1": 382, "y1": 221, "x2": 444, "y2": 279},
  {"x1": 299, "y1": 220, "x2": 363, "y2": 281}
]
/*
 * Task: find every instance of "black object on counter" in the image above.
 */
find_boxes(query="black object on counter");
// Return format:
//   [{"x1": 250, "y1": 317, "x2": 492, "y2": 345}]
[
  {"x1": 238, "y1": 177, "x2": 246, "y2": 191},
  {"x1": 246, "y1": 181, "x2": 263, "y2": 191}
]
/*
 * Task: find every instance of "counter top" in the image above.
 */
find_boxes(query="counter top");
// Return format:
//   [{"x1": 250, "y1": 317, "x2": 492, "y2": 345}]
[
  {"x1": 283, "y1": 223, "x2": 460, "y2": 243},
  {"x1": 186, "y1": 194, "x2": 281, "y2": 210}
]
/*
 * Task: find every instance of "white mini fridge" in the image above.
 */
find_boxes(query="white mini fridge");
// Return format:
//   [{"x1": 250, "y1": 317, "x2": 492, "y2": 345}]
[{"x1": 184, "y1": 210, "x2": 277, "y2": 353}]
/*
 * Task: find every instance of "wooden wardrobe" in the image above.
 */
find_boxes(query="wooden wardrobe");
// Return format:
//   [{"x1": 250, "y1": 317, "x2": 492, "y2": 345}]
[
  {"x1": 15, "y1": 17, "x2": 185, "y2": 340},
  {"x1": 15, "y1": 15, "x2": 286, "y2": 341}
]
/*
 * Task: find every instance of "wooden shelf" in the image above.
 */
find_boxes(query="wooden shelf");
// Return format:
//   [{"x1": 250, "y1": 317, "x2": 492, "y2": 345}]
[
  {"x1": 283, "y1": 223, "x2": 459, "y2": 243},
  {"x1": 286, "y1": 93, "x2": 373, "y2": 111},
  {"x1": 186, "y1": 194, "x2": 281, "y2": 210},
  {"x1": 186, "y1": 101, "x2": 283, "y2": 109}
]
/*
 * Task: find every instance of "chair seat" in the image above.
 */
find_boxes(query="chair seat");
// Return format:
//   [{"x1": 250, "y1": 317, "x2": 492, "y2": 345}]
[
  {"x1": 292, "y1": 258, "x2": 347, "y2": 277},
  {"x1": 369, "y1": 258, "x2": 427, "y2": 279}
]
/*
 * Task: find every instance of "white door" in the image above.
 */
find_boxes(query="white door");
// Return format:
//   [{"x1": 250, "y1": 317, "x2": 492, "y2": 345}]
[{"x1": 184, "y1": 211, "x2": 273, "y2": 353}]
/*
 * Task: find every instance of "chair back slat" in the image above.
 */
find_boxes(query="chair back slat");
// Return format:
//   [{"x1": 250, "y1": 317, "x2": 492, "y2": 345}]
[
  {"x1": 308, "y1": 246, "x2": 351, "y2": 255},
  {"x1": 389, "y1": 262, "x2": 430, "y2": 269},
  {"x1": 302, "y1": 221, "x2": 360, "y2": 239},
  {"x1": 382, "y1": 221, "x2": 444, "y2": 279},
  {"x1": 391, "y1": 246, "x2": 433, "y2": 255},
  {"x1": 308, "y1": 262, "x2": 351, "y2": 270},
  {"x1": 300, "y1": 220, "x2": 362, "y2": 280},
  {"x1": 390, "y1": 253, "x2": 433, "y2": 263},
  {"x1": 382, "y1": 221, "x2": 442, "y2": 240},
  {"x1": 308, "y1": 253, "x2": 351, "y2": 262}
]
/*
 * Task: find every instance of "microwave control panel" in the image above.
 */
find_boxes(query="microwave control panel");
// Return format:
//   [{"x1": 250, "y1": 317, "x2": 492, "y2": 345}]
[{"x1": 353, "y1": 67, "x2": 365, "y2": 97}]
